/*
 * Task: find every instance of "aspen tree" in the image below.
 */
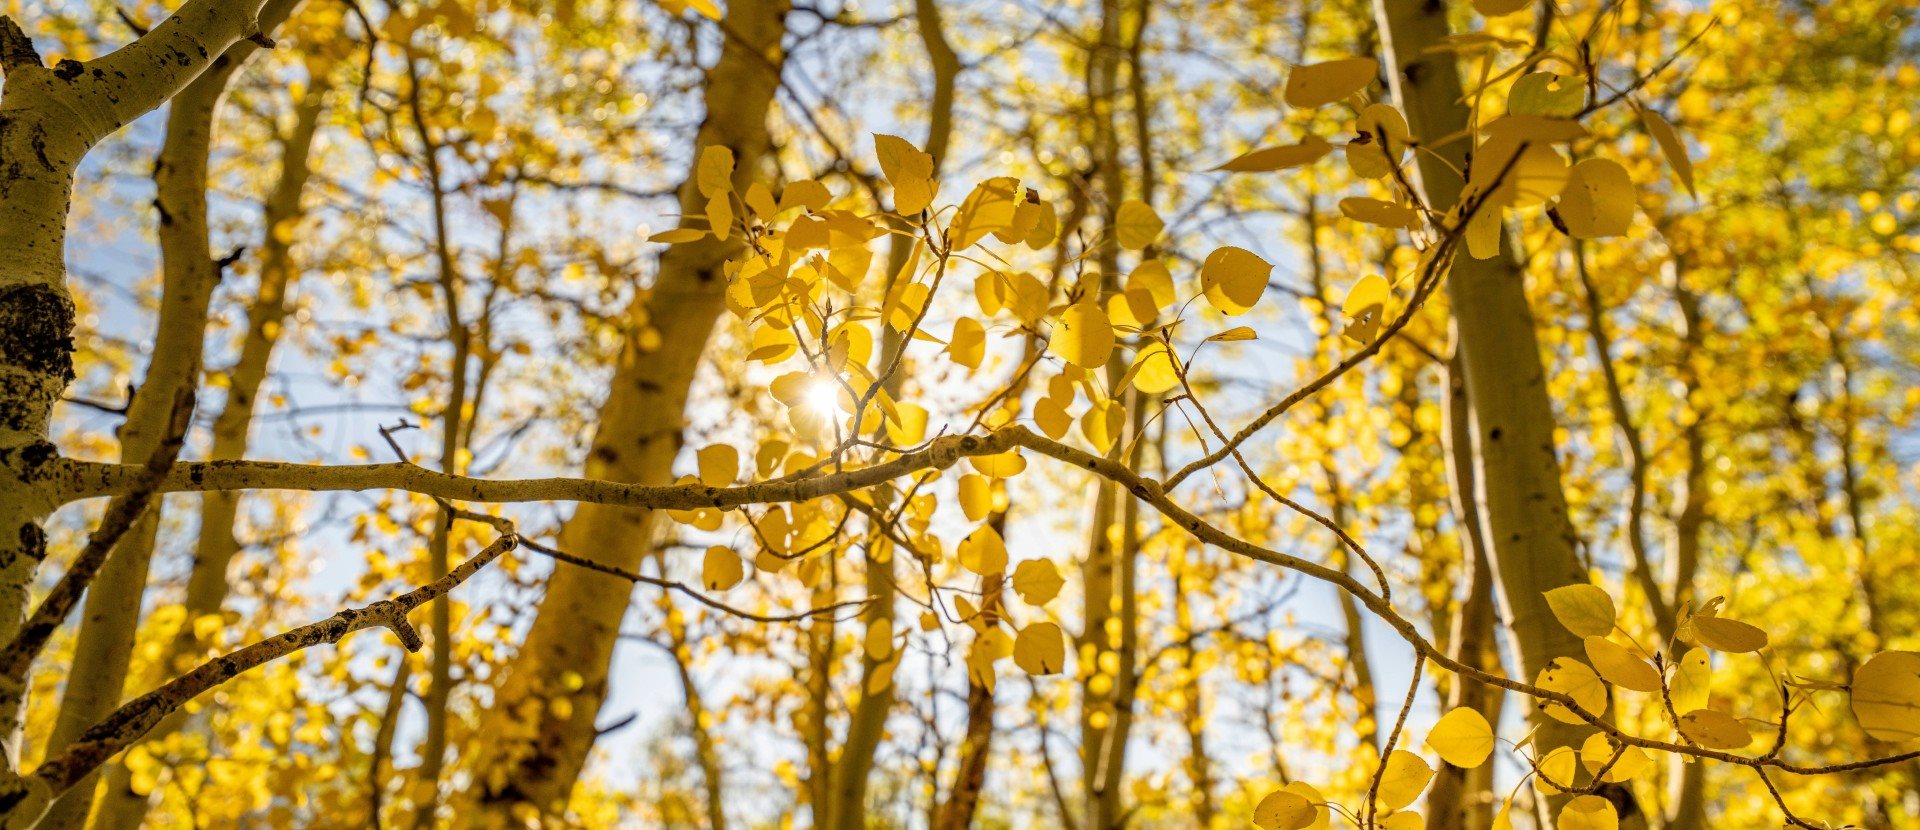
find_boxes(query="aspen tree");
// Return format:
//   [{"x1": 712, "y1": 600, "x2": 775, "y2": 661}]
[{"x1": 466, "y1": 0, "x2": 793, "y2": 817}]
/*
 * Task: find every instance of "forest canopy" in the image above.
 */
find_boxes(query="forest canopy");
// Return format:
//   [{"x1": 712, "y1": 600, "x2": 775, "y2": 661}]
[{"x1": 1, "y1": 0, "x2": 1918, "y2": 827}]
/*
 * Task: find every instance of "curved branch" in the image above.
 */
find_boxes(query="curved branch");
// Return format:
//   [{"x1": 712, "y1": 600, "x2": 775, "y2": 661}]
[{"x1": 23, "y1": 533, "x2": 517, "y2": 802}]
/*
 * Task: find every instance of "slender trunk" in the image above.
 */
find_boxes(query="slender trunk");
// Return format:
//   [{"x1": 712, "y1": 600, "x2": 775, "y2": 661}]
[
  {"x1": 1426, "y1": 346, "x2": 1502, "y2": 830},
  {"x1": 658, "y1": 597, "x2": 728, "y2": 830},
  {"x1": 1373, "y1": 0, "x2": 1598, "y2": 807},
  {"x1": 40, "y1": 6, "x2": 301, "y2": 816},
  {"x1": 0, "y1": 1, "x2": 283, "y2": 812},
  {"x1": 87, "y1": 65, "x2": 328, "y2": 830},
  {"x1": 464, "y1": 1, "x2": 790, "y2": 819},
  {"x1": 401, "y1": 43, "x2": 475, "y2": 825},
  {"x1": 935, "y1": 182, "x2": 1085, "y2": 830},
  {"x1": 1662, "y1": 266, "x2": 1709, "y2": 830},
  {"x1": 804, "y1": 578, "x2": 835, "y2": 823},
  {"x1": 828, "y1": 3, "x2": 959, "y2": 822},
  {"x1": 368, "y1": 658, "x2": 413, "y2": 828}
]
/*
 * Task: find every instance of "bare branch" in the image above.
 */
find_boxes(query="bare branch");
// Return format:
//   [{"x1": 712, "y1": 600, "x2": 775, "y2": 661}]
[{"x1": 25, "y1": 533, "x2": 517, "y2": 800}]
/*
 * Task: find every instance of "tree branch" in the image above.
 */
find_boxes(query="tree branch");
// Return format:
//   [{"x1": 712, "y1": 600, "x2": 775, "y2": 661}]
[
  {"x1": 24, "y1": 533, "x2": 517, "y2": 801},
  {"x1": 56, "y1": 430, "x2": 1026, "y2": 508},
  {"x1": 0, "y1": 16, "x2": 40, "y2": 77}
]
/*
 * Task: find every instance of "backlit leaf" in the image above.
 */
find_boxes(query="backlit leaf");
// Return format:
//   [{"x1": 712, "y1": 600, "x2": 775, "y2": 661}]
[
  {"x1": 1544, "y1": 584, "x2": 1616, "y2": 638},
  {"x1": 1426, "y1": 707, "x2": 1495, "y2": 768},
  {"x1": 1201, "y1": 246, "x2": 1271, "y2": 315},
  {"x1": 1285, "y1": 57, "x2": 1379, "y2": 108},
  {"x1": 1851, "y1": 651, "x2": 1920, "y2": 742}
]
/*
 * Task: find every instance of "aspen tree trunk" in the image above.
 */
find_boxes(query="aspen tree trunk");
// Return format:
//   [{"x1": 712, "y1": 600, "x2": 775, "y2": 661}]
[
  {"x1": 1426, "y1": 349, "x2": 1502, "y2": 830},
  {"x1": 1372, "y1": 0, "x2": 1601, "y2": 805},
  {"x1": 466, "y1": 0, "x2": 790, "y2": 818},
  {"x1": 827, "y1": 1, "x2": 959, "y2": 825},
  {"x1": 1662, "y1": 267, "x2": 1709, "y2": 830},
  {"x1": 402, "y1": 42, "x2": 478, "y2": 824},
  {"x1": 0, "y1": 0, "x2": 283, "y2": 816},
  {"x1": 651, "y1": 598, "x2": 728, "y2": 830},
  {"x1": 87, "y1": 59, "x2": 328, "y2": 830},
  {"x1": 1077, "y1": 0, "x2": 1147, "y2": 820},
  {"x1": 802, "y1": 579, "x2": 834, "y2": 823},
  {"x1": 936, "y1": 184, "x2": 1085, "y2": 830},
  {"x1": 40, "y1": 6, "x2": 298, "y2": 821}
]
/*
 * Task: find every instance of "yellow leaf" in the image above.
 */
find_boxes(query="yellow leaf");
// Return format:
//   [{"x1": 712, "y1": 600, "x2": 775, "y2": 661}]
[
  {"x1": 1342, "y1": 274, "x2": 1391, "y2": 344},
  {"x1": 697, "y1": 145, "x2": 734, "y2": 197},
  {"x1": 684, "y1": 0, "x2": 721, "y2": 19},
  {"x1": 1129, "y1": 261, "x2": 1176, "y2": 307},
  {"x1": 1252, "y1": 790, "x2": 1315, "y2": 830},
  {"x1": 707, "y1": 192, "x2": 733, "y2": 241},
  {"x1": 1081, "y1": 397, "x2": 1124, "y2": 454},
  {"x1": 1201, "y1": 246, "x2": 1271, "y2": 315},
  {"x1": 1206, "y1": 326, "x2": 1258, "y2": 343},
  {"x1": 779, "y1": 179, "x2": 832, "y2": 213},
  {"x1": 1471, "y1": 135, "x2": 1567, "y2": 208},
  {"x1": 1641, "y1": 108, "x2": 1696, "y2": 198},
  {"x1": 1278, "y1": 782, "x2": 1330, "y2": 830},
  {"x1": 1544, "y1": 584, "x2": 1616, "y2": 638},
  {"x1": 1584, "y1": 636, "x2": 1662, "y2": 692},
  {"x1": 866, "y1": 653, "x2": 899, "y2": 694},
  {"x1": 1426, "y1": 707, "x2": 1495, "y2": 768},
  {"x1": 1285, "y1": 57, "x2": 1379, "y2": 109},
  {"x1": 1534, "y1": 745, "x2": 1578, "y2": 792},
  {"x1": 1381, "y1": 814, "x2": 1424, "y2": 830},
  {"x1": 887, "y1": 401, "x2": 928, "y2": 446},
  {"x1": 1022, "y1": 198, "x2": 1058, "y2": 248},
  {"x1": 1339, "y1": 197, "x2": 1419, "y2": 229},
  {"x1": 702, "y1": 546, "x2": 745, "y2": 591},
  {"x1": 1537, "y1": 657, "x2": 1607, "y2": 724},
  {"x1": 1464, "y1": 204, "x2": 1503, "y2": 260},
  {"x1": 874, "y1": 133, "x2": 939, "y2": 215},
  {"x1": 1670, "y1": 649, "x2": 1712, "y2": 713},
  {"x1": 649, "y1": 228, "x2": 708, "y2": 244},
  {"x1": 950, "y1": 317, "x2": 986, "y2": 370},
  {"x1": 966, "y1": 640, "x2": 998, "y2": 694},
  {"x1": 744, "y1": 181, "x2": 777, "y2": 217},
  {"x1": 1558, "y1": 158, "x2": 1635, "y2": 239},
  {"x1": 864, "y1": 617, "x2": 894, "y2": 661},
  {"x1": 1348, "y1": 104, "x2": 1411, "y2": 179},
  {"x1": 1115, "y1": 199, "x2": 1164, "y2": 249},
  {"x1": 1034, "y1": 396, "x2": 1072, "y2": 440},
  {"x1": 1677, "y1": 709, "x2": 1751, "y2": 749},
  {"x1": 958, "y1": 474, "x2": 993, "y2": 522},
  {"x1": 1558, "y1": 795, "x2": 1618, "y2": 830},
  {"x1": 969, "y1": 450, "x2": 1026, "y2": 478},
  {"x1": 1052, "y1": 301, "x2": 1115, "y2": 369},
  {"x1": 1377, "y1": 750, "x2": 1433, "y2": 811},
  {"x1": 1107, "y1": 289, "x2": 1158, "y2": 329},
  {"x1": 1215, "y1": 136, "x2": 1334, "y2": 172},
  {"x1": 952, "y1": 177, "x2": 1020, "y2": 249},
  {"x1": 957, "y1": 526, "x2": 1008, "y2": 575},
  {"x1": 1013, "y1": 622, "x2": 1067, "y2": 675},
  {"x1": 1508, "y1": 73, "x2": 1585, "y2": 118},
  {"x1": 1129, "y1": 343, "x2": 1182, "y2": 395},
  {"x1": 696, "y1": 444, "x2": 738, "y2": 487},
  {"x1": 1481, "y1": 114, "x2": 1588, "y2": 144},
  {"x1": 1851, "y1": 651, "x2": 1920, "y2": 742},
  {"x1": 1691, "y1": 615, "x2": 1768, "y2": 653},
  {"x1": 1579, "y1": 732, "x2": 1651, "y2": 783},
  {"x1": 1011, "y1": 558, "x2": 1065, "y2": 605}
]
